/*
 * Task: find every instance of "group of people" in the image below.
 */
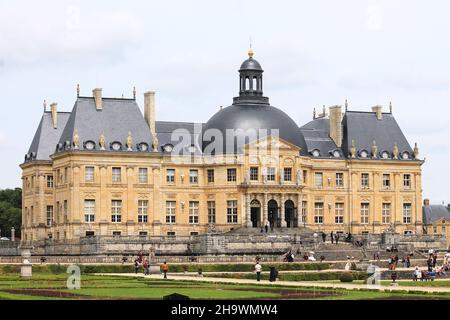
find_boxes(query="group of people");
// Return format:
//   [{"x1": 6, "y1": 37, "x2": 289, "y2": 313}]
[
  {"x1": 260, "y1": 221, "x2": 274, "y2": 233},
  {"x1": 132, "y1": 251, "x2": 170, "y2": 279},
  {"x1": 254, "y1": 259, "x2": 278, "y2": 283}
]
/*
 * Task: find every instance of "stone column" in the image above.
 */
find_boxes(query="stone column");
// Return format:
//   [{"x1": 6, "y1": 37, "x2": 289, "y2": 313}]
[
  {"x1": 246, "y1": 194, "x2": 252, "y2": 227},
  {"x1": 297, "y1": 193, "x2": 303, "y2": 227},
  {"x1": 263, "y1": 193, "x2": 268, "y2": 225},
  {"x1": 280, "y1": 194, "x2": 287, "y2": 227}
]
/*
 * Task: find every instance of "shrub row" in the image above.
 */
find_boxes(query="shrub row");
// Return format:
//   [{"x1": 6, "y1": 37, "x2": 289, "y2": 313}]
[{"x1": 0, "y1": 262, "x2": 330, "y2": 275}]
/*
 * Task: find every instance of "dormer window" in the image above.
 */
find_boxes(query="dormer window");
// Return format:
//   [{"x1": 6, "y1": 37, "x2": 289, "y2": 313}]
[
  {"x1": 138, "y1": 143, "x2": 149, "y2": 152},
  {"x1": 380, "y1": 151, "x2": 390, "y2": 159},
  {"x1": 331, "y1": 150, "x2": 341, "y2": 158},
  {"x1": 111, "y1": 142, "x2": 122, "y2": 151},
  {"x1": 401, "y1": 151, "x2": 410, "y2": 160},
  {"x1": 311, "y1": 149, "x2": 320, "y2": 157},
  {"x1": 163, "y1": 144, "x2": 174, "y2": 153},
  {"x1": 64, "y1": 141, "x2": 71, "y2": 150},
  {"x1": 359, "y1": 150, "x2": 369, "y2": 158},
  {"x1": 84, "y1": 141, "x2": 96, "y2": 151}
]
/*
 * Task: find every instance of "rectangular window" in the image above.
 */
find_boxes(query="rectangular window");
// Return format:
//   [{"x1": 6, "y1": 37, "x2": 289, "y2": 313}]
[
  {"x1": 301, "y1": 201, "x2": 307, "y2": 224},
  {"x1": 166, "y1": 201, "x2": 176, "y2": 224},
  {"x1": 403, "y1": 174, "x2": 411, "y2": 189},
  {"x1": 189, "y1": 170, "x2": 198, "y2": 184},
  {"x1": 139, "y1": 231, "x2": 148, "y2": 237},
  {"x1": 267, "y1": 167, "x2": 275, "y2": 181},
  {"x1": 335, "y1": 203, "x2": 344, "y2": 224},
  {"x1": 111, "y1": 200, "x2": 122, "y2": 223},
  {"x1": 227, "y1": 168, "x2": 237, "y2": 182},
  {"x1": 189, "y1": 201, "x2": 199, "y2": 224},
  {"x1": 166, "y1": 169, "x2": 175, "y2": 183},
  {"x1": 64, "y1": 167, "x2": 68, "y2": 183},
  {"x1": 360, "y1": 203, "x2": 370, "y2": 224},
  {"x1": 442, "y1": 226, "x2": 446, "y2": 233},
  {"x1": 433, "y1": 226, "x2": 437, "y2": 234},
  {"x1": 227, "y1": 200, "x2": 238, "y2": 224},
  {"x1": 167, "y1": 231, "x2": 176, "y2": 238},
  {"x1": 314, "y1": 202, "x2": 324, "y2": 224},
  {"x1": 250, "y1": 167, "x2": 259, "y2": 181},
  {"x1": 303, "y1": 170, "x2": 307, "y2": 184},
  {"x1": 208, "y1": 201, "x2": 216, "y2": 224},
  {"x1": 207, "y1": 169, "x2": 215, "y2": 183},
  {"x1": 382, "y1": 203, "x2": 391, "y2": 224},
  {"x1": 85, "y1": 166, "x2": 94, "y2": 183},
  {"x1": 112, "y1": 167, "x2": 121, "y2": 183},
  {"x1": 84, "y1": 200, "x2": 95, "y2": 223},
  {"x1": 138, "y1": 168, "x2": 148, "y2": 184},
  {"x1": 46, "y1": 206, "x2": 53, "y2": 226},
  {"x1": 361, "y1": 173, "x2": 369, "y2": 188},
  {"x1": 283, "y1": 168, "x2": 292, "y2": 182},
  {"x1": 113, "y1": 231, "x2": 121, "y2": 237},
  {"x1": 85, "y1": 231, "x2": 95, "y2": 238},
  {"x1": 190, "y1": 232, "x2": 199, "y2": 236},
  {"x1": 382, "y1": 174, "x2": 391, "y2": 189},
  {"x1": 138, "y1": 200, "x2": 148, "y2": 223},
  {"x1": 335, "y1": 173, "x2": 344, "y2": 188},
  {"x1": 403, "y1": 203, "x2": 412, "y2": 224},
  {"x1": 47, "y1": 175, "x2": 54, "y2": 188},
  {"x1": 314, "y1": 172, "x2": 323, "y2": 187}
]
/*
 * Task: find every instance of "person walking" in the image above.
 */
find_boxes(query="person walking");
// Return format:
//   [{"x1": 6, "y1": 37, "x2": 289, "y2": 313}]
[
  {"x1": 255, "y1": 262, "x2": 262, "y2": 282},
  {"x1": 134, "y1": 259, "x2": 139, "y2": 274},
  {"x1": 330, "y1": 231, "x2": 334, "y2": 244},
  {"x1": 143, "y1": 259, "x2": 150, "y2": 275},
  {"x1": 162, "y1": 261, "x2": 169, "y2": 279},
  {"x1": 335, "y1": 233, "x2": 339, "y2": 244},
  {"x1": 264, "y1": 221, "x2": 269, "y2": 233},
  {"x1": 321, "y1": 232, "x2": 326, "y2": 243}
]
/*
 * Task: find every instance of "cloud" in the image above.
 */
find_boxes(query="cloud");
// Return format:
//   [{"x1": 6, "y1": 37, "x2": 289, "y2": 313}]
[{"x1": 0, "y1": 2, "x2": 142, "y2": 69}]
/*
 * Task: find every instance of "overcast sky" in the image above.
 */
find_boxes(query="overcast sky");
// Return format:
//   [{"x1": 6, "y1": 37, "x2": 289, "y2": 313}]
[{"x1": 1, "y1": 0, "x2": 449, "y2": 204}]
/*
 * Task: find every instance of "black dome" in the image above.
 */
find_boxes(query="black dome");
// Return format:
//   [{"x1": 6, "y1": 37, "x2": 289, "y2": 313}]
[
  {"x1": 240, "y1": 57, "x2": 263, "y2": 71},
  {"x1": 203, "y1": 104, "x2": 308, "y2": 155}
]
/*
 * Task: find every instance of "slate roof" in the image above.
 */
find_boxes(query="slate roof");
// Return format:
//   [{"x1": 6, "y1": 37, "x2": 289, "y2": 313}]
[
  {"x1": 155, "y1": 121, "x2": 204, "y2": 155},
  {"x1": 57, "y1": 97, "x2": 153, "y2": 153},
  {"x1": 26, "y1": 112, "x2": 71, "y2": 161},
  {"x1": 423, "y1": 205, "x2": 450, "y2": 225},
  {"x1": 341, "y1": 111, "x2": 414, "y2": 159},
  {"x1": 300, "y1": 117, "x2": 342, "y2": 158}
]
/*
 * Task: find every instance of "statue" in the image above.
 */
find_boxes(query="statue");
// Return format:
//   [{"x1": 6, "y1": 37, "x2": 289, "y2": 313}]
[
  {"x1": 392, "y1": 143, "x2": 399, "y2": 159},
  {"x1": 244, "y1": 169, "x2": 250, "y2": 184},
  {"x1": 371, "y1": 140, "x2": 378, "y2": 158},
  {"x1": 126, "y1": 132, "x2": 133, "y2": 151},
  {"x1": 73, "y1": 130, "x2": 80, "y2": 150},
  {"x1": 413, "y1": 142, "x2": 419, "y2": 159},
  {"x1": 262, "y1": 167, "x2": 267, "y2": 184},
  {"x1": 296, "y1": 169, "x2": 302, "y2": 186},
  {"x1": 152, "y1": 133, "x2": 159, "y2": 152},
  {"x1": 350, "y1": 140, "x2": 356, "y2": 158},
  {"x1": 99, "y1": 133, "x2": 106, "y2": 150}
]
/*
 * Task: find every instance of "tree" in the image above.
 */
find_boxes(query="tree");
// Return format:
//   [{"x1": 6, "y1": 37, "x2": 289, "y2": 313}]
[{"x1": 0, "y1": 188, "x2": 22, "y2": 238}]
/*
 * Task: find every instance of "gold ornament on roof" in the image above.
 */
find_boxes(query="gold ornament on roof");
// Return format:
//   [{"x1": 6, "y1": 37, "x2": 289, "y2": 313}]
[
  {"x1": 99, "y1": 133, "x2": 106, "y2": 150},
  {"x1": 413, "y1": 142, "x2": 419, "y2": 159},
  {"x1": 372, "y1": 140, "x2": 378, "y2": 158},
  {"x1": 350, "y1": 140, "x2": 356, "y2": 158},
  {"x1": 127, "y1": 132, "x2": 133, "y2": 151},
  {"x1": 73, "y1": 130, "x2": 80, "y2": 149},
  {"x1": 392, "y1": 143, "x2": 399, "y2": 159},
  {"x1": 248, "y1": 47, "x2": 254, "y2": 58}
]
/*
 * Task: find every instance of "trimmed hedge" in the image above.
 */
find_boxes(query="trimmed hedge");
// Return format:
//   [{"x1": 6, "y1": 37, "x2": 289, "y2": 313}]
[
  {"x1": 339, "y1": 273, "x2": 354, "y2": 283},
  {"x1": 205, "y1": 271, "x2": 368, "y2": 282},
  {"x1": 0, "y1": 262, "x2": 330, "y2": 275}
]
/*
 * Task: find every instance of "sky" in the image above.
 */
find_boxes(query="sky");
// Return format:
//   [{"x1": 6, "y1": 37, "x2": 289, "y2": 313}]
[{"x1": 0, "y1": 0, "x2": 449, "y2": 204}]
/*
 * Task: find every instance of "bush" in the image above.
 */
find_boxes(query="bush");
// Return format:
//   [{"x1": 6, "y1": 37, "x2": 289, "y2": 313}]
[
  {"x1": 48, "y1": 264, "x2": 66, "y2": 274},
  {"x1": 339, "y1": 272, "x2": 354, "y2": 283}
]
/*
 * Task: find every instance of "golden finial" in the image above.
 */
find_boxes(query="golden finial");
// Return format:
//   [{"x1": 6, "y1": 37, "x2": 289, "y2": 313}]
[
  {"x1": 248, "y1": 47, "x2": 254, "y2": 58},
  {"x1": 389, "y1": 101, "x2": 393, "y2": 113},
  {"x1": 43, "y1": 99, "x2": 47, "y2": 112},
  {"x1": 392, "y1": 142, "x2": 399, "y2": 159},
  {"x1": 133, "y1": 86, "x2": 136, "y2": 99},
  {"x1": 372, "y1": 140, "x2": 378, "y2": 158},
  {"x1": 350, "y1": 140, "x2": 357, "y2": 158},
  {"x1": 76, "y1": 84, "x2": 80, "y2": 97}
]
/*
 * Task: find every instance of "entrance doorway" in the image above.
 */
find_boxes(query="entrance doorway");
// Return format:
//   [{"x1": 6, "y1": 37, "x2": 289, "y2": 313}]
[
  {"x1": 250, "y1": 199, "x2": 261, "y2": 228},
  {"x1": 284, "y1": 200, "x2": 295, "y2": 228},
  {"x1": 268, "y1": 200, "x2": 279, "y2": 229}
]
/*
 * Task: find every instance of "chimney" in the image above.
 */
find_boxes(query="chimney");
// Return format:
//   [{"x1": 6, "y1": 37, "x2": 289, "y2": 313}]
[
  {"x1": 372, "y1": 105, "x2": 383, "y2": 120},
  {"x1": 423, "y1": 199, "x2": 430, "y2": 207},
  {"x1": 93, "y1": 88, "x2": 103, "y2": 110},
  {"x1": 50, "y1": 103, "x2": 58, "y2": 129},
  {"x1": 329, "y1": 105, "x2": 342, "y2": 147},
  {"x1": 144, "y1": 91, "x2": 156, "y2": 136}
]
